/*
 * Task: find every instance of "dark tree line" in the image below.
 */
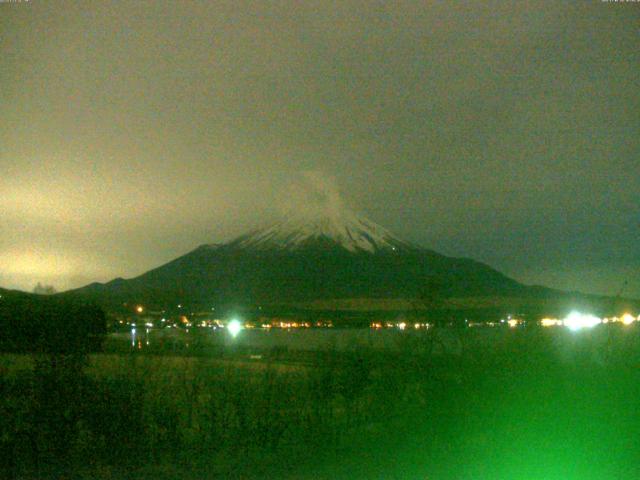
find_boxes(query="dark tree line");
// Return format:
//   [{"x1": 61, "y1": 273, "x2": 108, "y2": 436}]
[
  {"x1": 0, "y1": 293, "x2": 107, "y2": 477},
  {"x1": 0, "y1": 293, "x2": 106, "y2": 355}
]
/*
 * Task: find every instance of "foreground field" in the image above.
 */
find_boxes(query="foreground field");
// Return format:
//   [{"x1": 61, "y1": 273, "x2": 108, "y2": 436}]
[{"x1": 2, "y1": 325, "x2": 640, "y2": 479}]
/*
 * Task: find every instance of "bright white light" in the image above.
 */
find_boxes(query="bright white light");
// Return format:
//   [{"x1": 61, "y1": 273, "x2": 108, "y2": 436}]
[
  {"x1": 398, "y1": 322, "x2": 406, "y2": 330},
  {"x1": 621, "y1": 313, "x2": 635, "y2": 326},
  {"x1": 227, "y1": 319, "x2": 242, "y2": 338},
  {"x1": 563, "y1": 311, "x2": 601, "y2": 331}
]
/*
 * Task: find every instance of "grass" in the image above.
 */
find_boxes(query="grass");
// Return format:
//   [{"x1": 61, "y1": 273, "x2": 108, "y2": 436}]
[{"x1": 2, "y1": 325, "x2": 640, "y2": 479}]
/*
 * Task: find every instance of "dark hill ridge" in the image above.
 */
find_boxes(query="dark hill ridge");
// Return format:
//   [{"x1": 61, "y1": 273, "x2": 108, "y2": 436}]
[{"x1": 0, "y1": 287, "x2": 32, "y2": 301}]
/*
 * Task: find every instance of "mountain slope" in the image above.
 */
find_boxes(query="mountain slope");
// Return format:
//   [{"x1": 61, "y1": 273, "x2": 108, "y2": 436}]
[{"x1": 66, "y1": 211, "x2": 542, "y2": 312}]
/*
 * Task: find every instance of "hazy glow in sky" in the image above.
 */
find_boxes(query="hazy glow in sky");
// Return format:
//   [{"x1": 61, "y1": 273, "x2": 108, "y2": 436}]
[{"x1": 1, "y1": 1, "x2": 639, "y2": 296}]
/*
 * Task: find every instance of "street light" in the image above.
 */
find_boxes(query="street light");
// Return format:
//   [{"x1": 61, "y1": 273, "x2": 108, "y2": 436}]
[{"x1": 227, "y1": 319, "x2": 242, "y2": 338}]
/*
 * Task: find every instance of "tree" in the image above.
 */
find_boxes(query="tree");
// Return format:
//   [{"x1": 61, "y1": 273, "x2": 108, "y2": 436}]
[
  {"x1": 33, "y1": 283, "x2": 57, "y2": 295},
  {"x1": 414, "y1": 275, "x2": 447, "y2": 325},
  {"x1": 413, "y1": 276, "x2": 460, "y2": 356},
  {"x1": 0, "y1": 295, "x2": 106, "y2": 357},
  {"x1": 0, "y1": 294, "x2": 107, "y2": 476}
]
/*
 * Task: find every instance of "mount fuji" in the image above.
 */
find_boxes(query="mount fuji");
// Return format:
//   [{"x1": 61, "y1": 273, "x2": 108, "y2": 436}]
[{"x1": 66, "y1": 207, "x2": 568, "y2": 319}]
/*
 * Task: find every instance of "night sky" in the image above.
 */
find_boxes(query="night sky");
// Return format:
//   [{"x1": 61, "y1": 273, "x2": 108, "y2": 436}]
[{"x1": 1, "y1": 1, "x2": 639, "y2": 297}]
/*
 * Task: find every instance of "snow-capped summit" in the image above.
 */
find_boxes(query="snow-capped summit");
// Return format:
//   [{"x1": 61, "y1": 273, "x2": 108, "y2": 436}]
[{"x1": 228, "y1": 209, "x2": 413, "y2": 253}]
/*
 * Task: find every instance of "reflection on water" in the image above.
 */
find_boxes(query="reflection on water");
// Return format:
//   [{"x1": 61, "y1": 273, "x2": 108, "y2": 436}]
[
  {"x1": 130, "y1": 327, "x2": 151, "y2": 349},
  {"x1": 109, "y1": 324, "x2": 639, "y2": 364}
]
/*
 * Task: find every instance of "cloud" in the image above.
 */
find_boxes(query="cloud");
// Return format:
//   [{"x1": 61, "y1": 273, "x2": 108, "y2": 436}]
[
  {"x1": 1, "y1": 2, "x2": 639, "y2": 296},
  {"x1": 275, "y1": 170, "x2": 352, "y2": 220}
]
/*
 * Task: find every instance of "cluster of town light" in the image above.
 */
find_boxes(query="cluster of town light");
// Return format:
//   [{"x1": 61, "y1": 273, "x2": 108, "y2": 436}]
[
  {"x1": 371, "y1": 313, "x2": 639, "y2": 331},
  {"x1": 537, "y1": 312, "x2": 639, "y2": 331},
  {"x1": 128, "y1": 303, "x2": 637, "y2": 335}
]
